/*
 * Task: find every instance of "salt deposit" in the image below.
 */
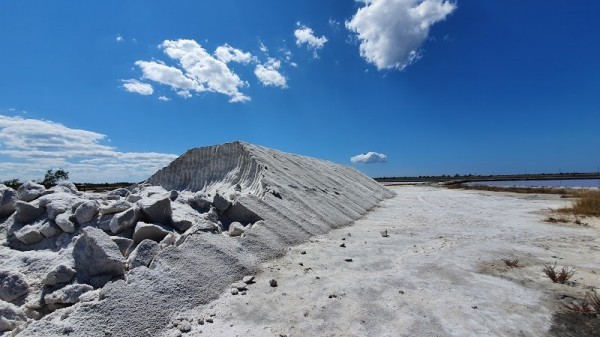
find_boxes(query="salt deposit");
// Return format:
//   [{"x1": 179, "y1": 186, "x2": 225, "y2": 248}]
[{"x1": 0, "y1": 141, "x2": 392, "y2": 336}]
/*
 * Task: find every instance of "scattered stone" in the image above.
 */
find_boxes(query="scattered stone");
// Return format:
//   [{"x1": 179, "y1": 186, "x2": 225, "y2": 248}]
[
  {"x1": 55, "y1": 212, "x2": 76, "y2": 233},
  {"x1": 340, "y1": 243, "x2": 346, "y2": 248},
  {"x1": 269, "y1": 279, "x2": 278, "y2": 287},
  {"x1": 205, "y1": 317, "x2": 214, "y2": 323},
  {"x1": 14, "y1": 225, "x2": 44, "y2": 245},
  {"x1": 380, "y1": 230, "x2": 389, "y2": 237},
  {"x1": 111, "y1": 237, "x2": 134, "y2": 257},
  {"x1": 0, "y1": 301, "x2": 27, "y2": 332},
  {"x1": 14, "y1": 200, "x2": 45, "y2": 223},
  {"x1": 43, "y1": 264, "x2": 76, "y2": 286},
  {"x1": 44, "y1": 284, "x2": 94, "y2": 305},
  {"x1": 169, "y1": 190, "x2": 179, "y2": 201},
  {"x1": 16, "y1": 181, "x2": 45, "y2": 202},
  {"x1": 127, "y1": 239, "x2": 159, "y2": 269},
  {"x1": 240, "y1": 291, "x2": 246, "y2": 295},
  {"x1": 41, "y1": 193, "x2": 81, "y2": 220},
  {"x1": 109, "y1": 207, "x2": 139, "y2": 234},
  {"x1": 0, "y1": 185, "x2": 17, "y2": 218},
  {"x1": 137, "y1": 196, "x2": 172, "y2": 224},
  {"x1": 98, "y1": 200, "x2": 132, "y2": 216},
  {"x1": 231, "y1": 288, "x2": 239, "y2": 295},
  {"x1": 299, "y1": 263, "x2": 303, "y2": 266},
  {"x1": 399, "y1": 290, "x2": 405, "y2": 294},
  {"x1": 132, "y1": 222, "x2": 171, "y2": 244},
  {"x1": 197, "y1": 317, "x2": 204, "y2": 325},
  {"x1": 190, "y1": 192, "x2": 211, "y2": 212},
  {"x1": 0, "y1": 270, "x2": 29, "y2": 302},
  {"x1": 228, "y1": 222, "x2": 245, "y2": 237},
  {"x1": 72, "y1": 227, "x2": 126, "y2": 287},
  {"x1": 178, "y1": 320, "x2": 191, "y2": 333},
  {"x1": 242, "y1": 275, "x2": 255, "y2": 284},
  {"x1": 231, "y1": 282, "x2": 247, "y2": 291},
  {"x1": 328, "y1": 294, "x2": 337, "y2": 299},
  {"x1": 471, "y1": 305, "x2": 478, "y2": 309},
  {"x1": 212, "y1": 193, "x2": 231, "y2": 212},
  {"x1": 301, "y1": 250, "x2": 306, "y2": 255},
  {"x1": 344, "y1": 258, "x2": 353, "y2": 262}
]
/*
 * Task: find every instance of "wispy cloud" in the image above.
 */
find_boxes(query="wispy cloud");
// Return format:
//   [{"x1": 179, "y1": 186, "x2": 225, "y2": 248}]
[
  {"x1": 158, "y1": 96, "x2": 171, "y2": 101},
  {"x1": 0, "y1": 115, "x2": 177, "y2": 183},
  {"x1": 255, "y1": 58, "x2": 287, "y2": 88},
  {"x1": 214, "y1": 44, "x2": 254, "y2": 64},
  {"x1": 294, "y1": 23, "x2": 328, "y2": 58},
  {"x1": 351, "y1": 152, "x2": 388, "y2": 164},
  {"x1": 122, "y1": 79, "x2": 154, "y2": 95},
  {"x1": 116, "y1": 34, "x2": 124, "y2": 42},
  {"x1": 346, "y1": 0, "x2": 456, "y2": 70}
]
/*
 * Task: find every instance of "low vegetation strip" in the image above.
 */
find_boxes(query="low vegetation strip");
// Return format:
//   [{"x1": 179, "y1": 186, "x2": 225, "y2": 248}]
[{"x1": 560, "y1": 190, "x2": 600, "y2": 217}]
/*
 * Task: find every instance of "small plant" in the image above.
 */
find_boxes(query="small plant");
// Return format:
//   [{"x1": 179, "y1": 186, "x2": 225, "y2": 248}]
[
  {"x1": 565, "y1": 291, "x2": 600, "y2": 316},
  {"x1": 502, "y1": 258, "x2": 520, "y2": 268},
  {"x1": 543, "y1": 262, "x2": 575, "y2": 284},
  {"x1": 2, "y1": 178, "x2": 21, "y2": 190},
  {"x1": 560, "y1": 190, "x2": 600, "y2": 217},
  {"x1": 544, "y1": 216, "x2": 569, "y2": 223}
]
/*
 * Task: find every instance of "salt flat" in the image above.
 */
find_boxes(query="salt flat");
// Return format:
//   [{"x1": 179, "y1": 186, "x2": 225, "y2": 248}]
[{"x1": 182, "y1": 186, "x2": 600, "y2": 337}]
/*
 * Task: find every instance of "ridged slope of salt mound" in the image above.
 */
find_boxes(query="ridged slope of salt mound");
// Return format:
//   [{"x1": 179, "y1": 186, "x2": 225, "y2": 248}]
[
  {"x1": 18, "y1": 141, "x2": 393, "y2": 337},
  {"x1": 147, "y1": 141, "x2": 394, "y2": 258}
]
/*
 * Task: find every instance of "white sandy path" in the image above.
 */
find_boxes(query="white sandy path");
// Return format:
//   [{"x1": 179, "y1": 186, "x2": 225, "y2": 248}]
[{"x1": 178, "y1": 186, "x2": 600, "y2": 337}]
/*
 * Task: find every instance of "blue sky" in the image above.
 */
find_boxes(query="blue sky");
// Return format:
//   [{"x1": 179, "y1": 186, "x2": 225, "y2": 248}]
[{"x1": 1, "y1": 0, "x2": 599, "y2": 182}]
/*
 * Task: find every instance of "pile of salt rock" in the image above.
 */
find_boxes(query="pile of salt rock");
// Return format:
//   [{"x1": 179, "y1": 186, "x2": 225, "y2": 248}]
[{"x1": 0, "y1": 180, "x2": 258, "y2": 334}]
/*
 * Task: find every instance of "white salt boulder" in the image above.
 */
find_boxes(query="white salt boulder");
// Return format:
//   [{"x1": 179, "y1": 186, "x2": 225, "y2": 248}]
[
  {"x1": 170, "y1": 202, "x2": 204, "y2": 231},
  {"x1": 228, "y1": 222, "x2": 245, "y2": 237},
  {"x1": 107, "y1": 188, "x2": 130, "y2": 198},
  {"x1": 74, "y1": 200, "x2": 99, "y2": 224},
  {"x1": 0, "y1": 185, "x2": 17, "y2": 218},
  {"x1": 39, "y1": 193, "x2": 80, "y2": 220},
  {"x1": 72, "y1": 227, "x2": 126, "y2": 287},
  {"x1": 43, "y1": 265, "x2": 76, "y2": 286},
  {"x1": 55, "y1": 212, "x2": 75, "y2": 233},
  {"x1": 109, "y1": 207, "x2": 139, "y2": 234},
  {"x1": 16, "y1": 181, "x2": 45, "y2": 202},
  {"x1": 0, "y1": 301, "x2": 27, "y2": 332},
  {"x1": 44, "y1": 284, "x2": 93, "y2": 305},
  {"x1": 126, "y1": 194, "x2": 142, "y2": 203},
  {"x1": 14, "y1": 225, "x2": 44, "y2": 245},
  {"x1": 127, "y1": 239, "x2": 159, "y2": 269},
  {"x1": 39, "y1": 220, "x2": 61, "y2": 238},
  {"x1": 54, "y1": 181, "x2": 79, "y2": 195},
  {"x1": 132, "y1": 222, "x2": 171, "y2": 244},
  {"x1": 212, "y1": 193, "x2": 231, "y2": 212},
  {"x1": 111, "y1": 237, "x2": 134, "y2": 257},
  {"x1": 190, "y1": 191, "x2": 211, "y2": 211},
  {"x1": 0, "y1": 271, "x2": 29, "y2": 302},
  {"x1": 98, "y1": 200, "x2": 131, "y2": 216},
  {"x1": 137, "y1": 196, "x2": 172, "y2": 224},
  {"x1": 14, "y1": 200, "x2": 45, "y2": 223}
]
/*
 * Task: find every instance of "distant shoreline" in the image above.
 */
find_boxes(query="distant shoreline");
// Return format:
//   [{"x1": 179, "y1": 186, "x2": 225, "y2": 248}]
[{"x1": 375, "y1": 172, "x2": 600, "y2": 184}]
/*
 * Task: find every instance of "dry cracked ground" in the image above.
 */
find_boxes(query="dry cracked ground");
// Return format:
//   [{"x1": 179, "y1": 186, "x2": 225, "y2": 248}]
[{"x1": 168, "y1": 185, "x2": 600, "y2": 337}]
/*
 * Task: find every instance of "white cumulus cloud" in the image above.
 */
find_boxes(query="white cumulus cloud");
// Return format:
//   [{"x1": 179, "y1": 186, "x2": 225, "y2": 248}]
[
  {"x1": 346, "y1": 0, "x2": 456, "y2": 70},
  {"x1": 254, "y1": 58, "x2": 287, "y2": 88},
  {"x1": 132, "y1": 39, "x2": 250, "y2": 103},
  {"x1": 351, "y1": 152, "x2": 388, "y2": 164},
  {"x1": 294, "y1": 24, "x2": 328, "y2": 57},
  {"x1": 214, "y1": 44, "x2": 254, "y2": 64},
  {"x1": 158, "y1": 96, "x2": 171, "y2": 101},
  {"x1": 0, "y1": 115, "x2": 177, "y2": 183},
  {"x1": 122, "y1": 79, "x2": 154, "y2": 95}
]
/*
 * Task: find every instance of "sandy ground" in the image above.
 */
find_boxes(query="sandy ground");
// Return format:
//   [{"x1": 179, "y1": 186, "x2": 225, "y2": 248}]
[{"x1": 176, "y1": 186, "x2": 599, "y2": 337}]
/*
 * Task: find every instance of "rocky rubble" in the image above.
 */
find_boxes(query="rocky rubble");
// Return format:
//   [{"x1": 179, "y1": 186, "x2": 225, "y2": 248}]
[{"x1": 0, "y1": 177, "x2": 264, "y2": 334}]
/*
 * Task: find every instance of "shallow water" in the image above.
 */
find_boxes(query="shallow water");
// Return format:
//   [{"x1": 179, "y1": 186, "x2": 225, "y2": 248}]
[{"x1": 467, "y1": 179, "x2": 600, "y2": 188}]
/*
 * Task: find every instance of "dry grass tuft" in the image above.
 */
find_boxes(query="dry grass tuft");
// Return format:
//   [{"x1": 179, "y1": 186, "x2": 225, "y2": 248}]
[
  {"x1": 502, "y1": 258, "x2": 520, "y2": 268},
  {"x1": 543, "y1": 262, "x2": 575, "y2": 284},
  {"x1": 544, "y1": 216, "x2": 570, "y2": 224},
  {"x1": 565, "y1": 290, "x2": 600, "y2": 316},
  {"x1": 560, "y1": 190, "x2": 600, "y2": 217}
]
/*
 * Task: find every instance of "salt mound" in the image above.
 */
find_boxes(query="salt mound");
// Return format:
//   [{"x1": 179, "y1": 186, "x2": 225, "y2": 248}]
[{"x1": 3, "y1": 141, "x2": 393, "y2": 336}]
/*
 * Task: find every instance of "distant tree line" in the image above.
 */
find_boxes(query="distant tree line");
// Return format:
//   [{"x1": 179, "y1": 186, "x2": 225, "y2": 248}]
[{"x1": 2, "y1": 169, "x2": 69, "y2": 189}]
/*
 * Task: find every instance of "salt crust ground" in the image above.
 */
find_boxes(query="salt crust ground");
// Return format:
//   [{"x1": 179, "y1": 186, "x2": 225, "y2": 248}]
[{"x1": 173, "y1": 186, "x2": 600, "y2": 337}]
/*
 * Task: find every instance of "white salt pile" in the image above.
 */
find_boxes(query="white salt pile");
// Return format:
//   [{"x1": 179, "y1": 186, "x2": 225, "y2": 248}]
[{"x1": 0, "y1": 141, "x2": 393, "y2": 336}]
